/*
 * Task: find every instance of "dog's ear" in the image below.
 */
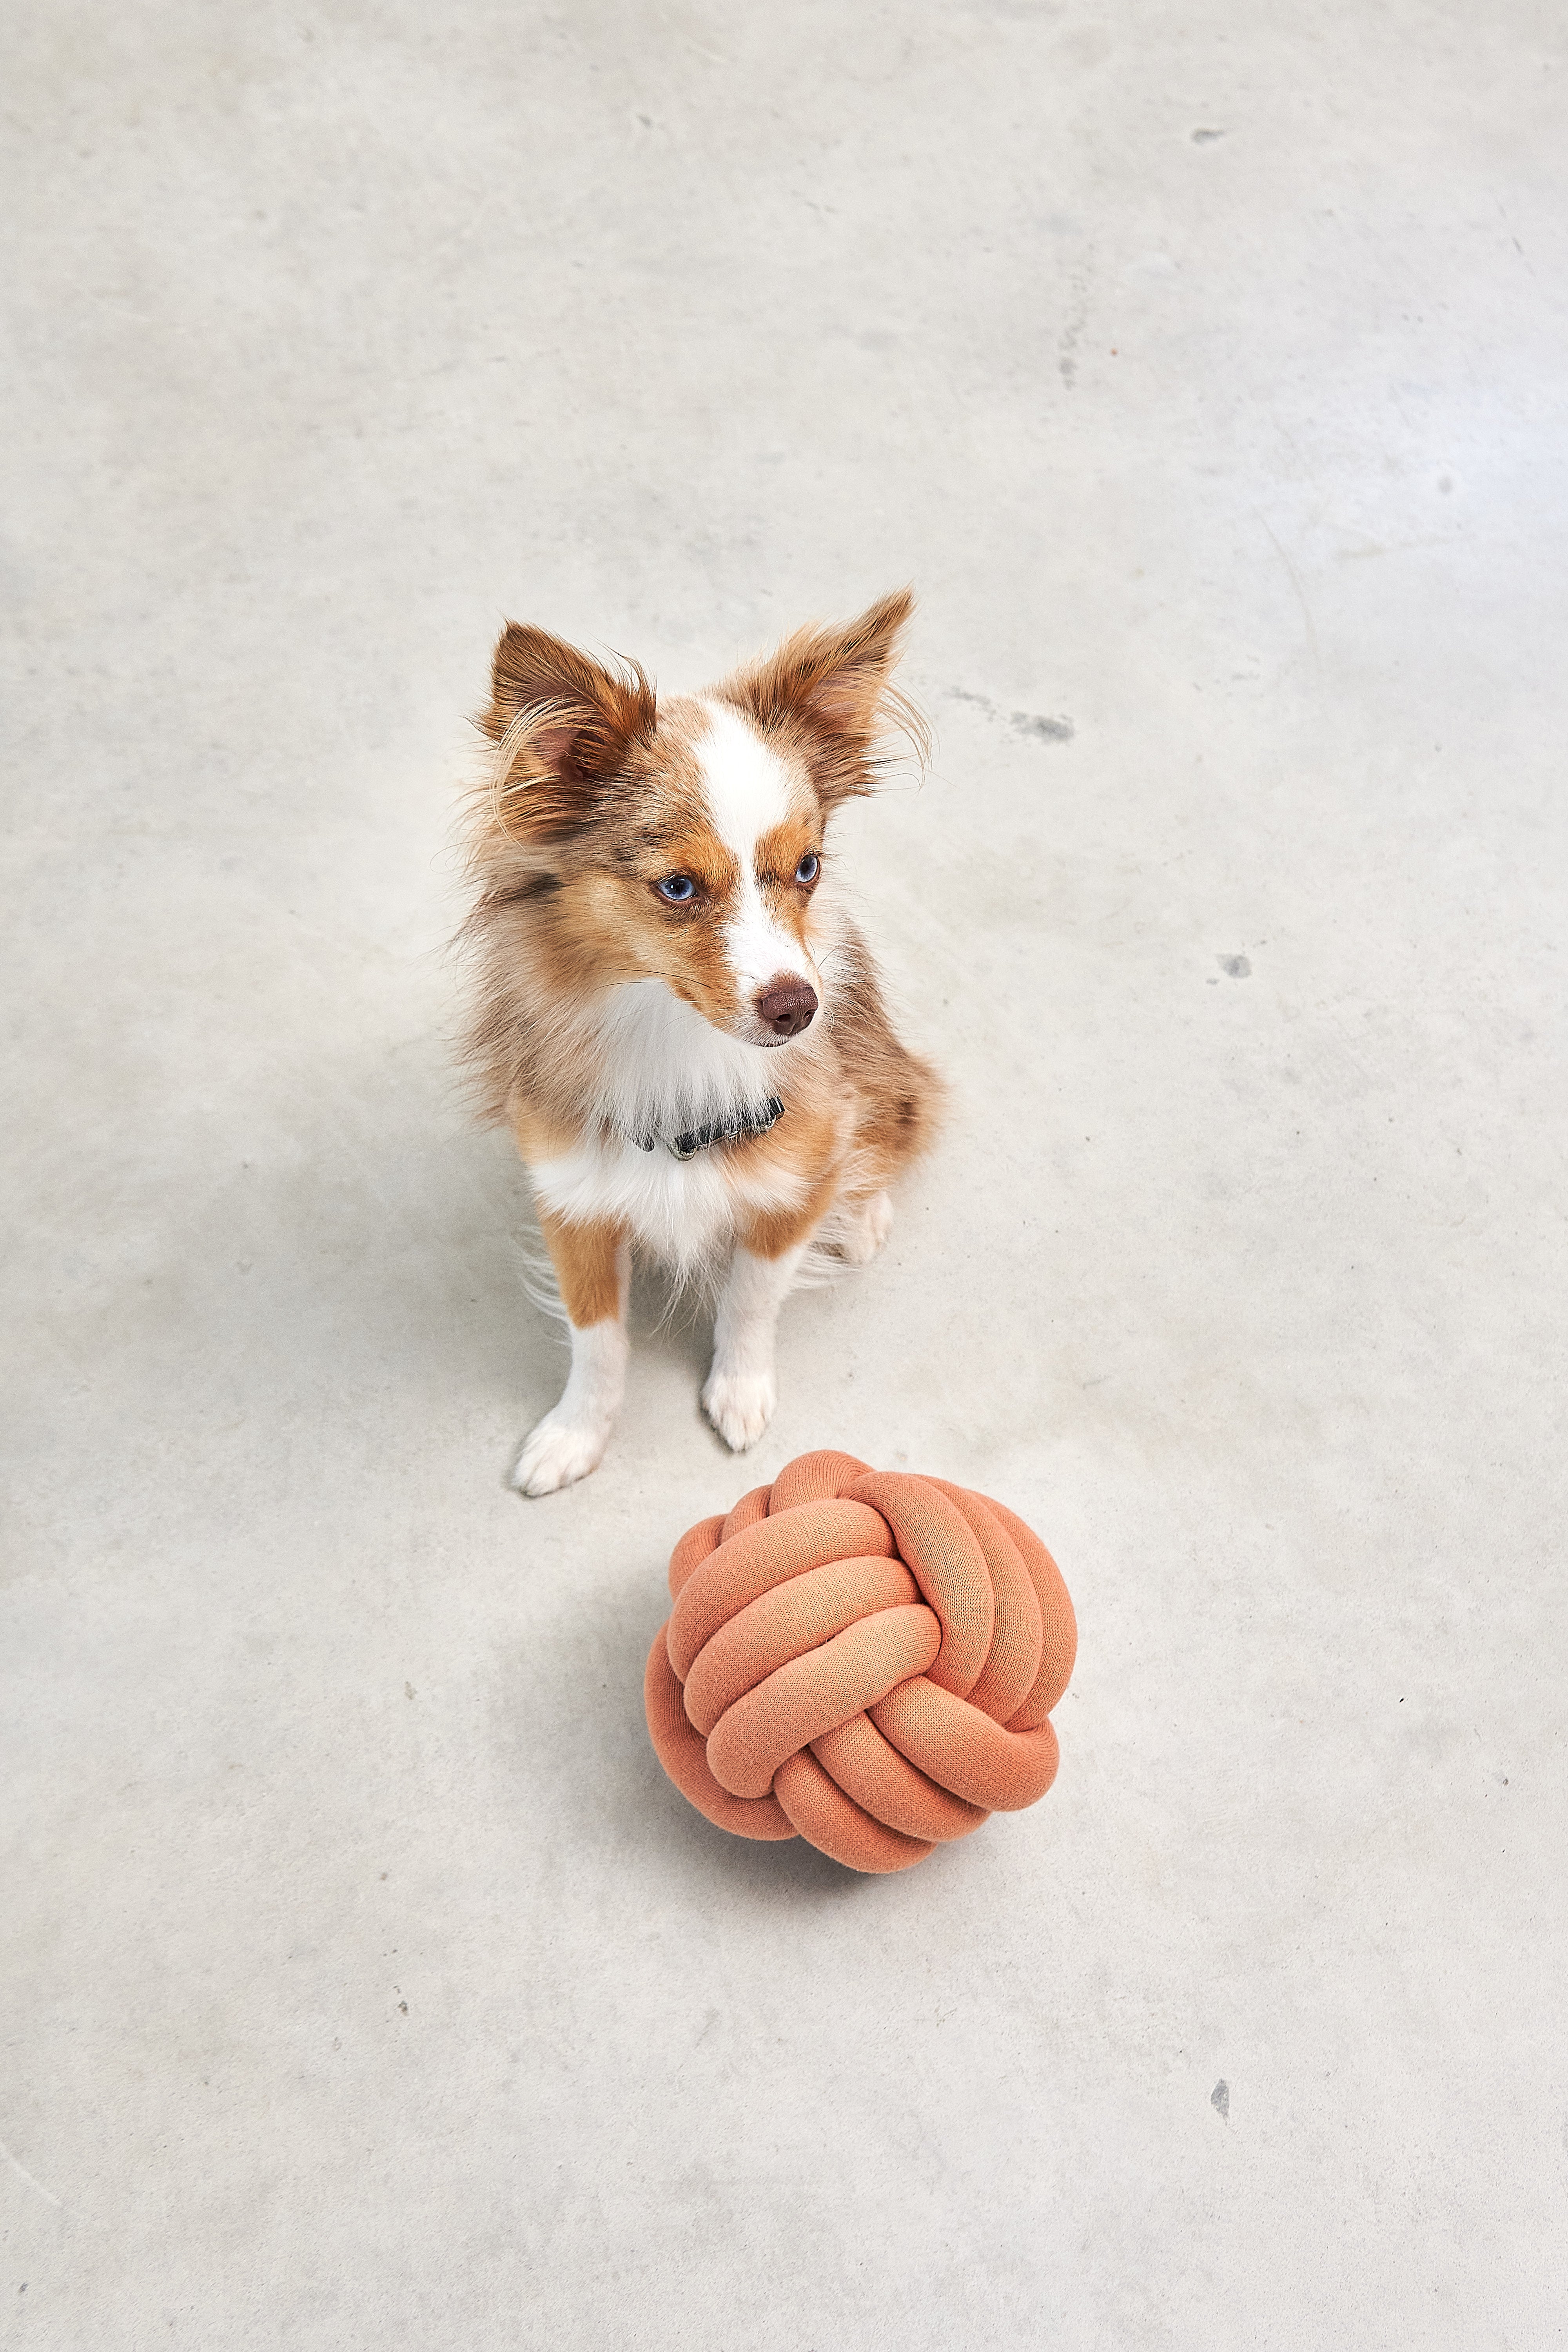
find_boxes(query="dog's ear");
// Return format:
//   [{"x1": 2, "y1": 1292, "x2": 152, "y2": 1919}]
[
  {"x1": 720, "y1": 588, "x2": 925, "y2": 804},
  {"x1": 481, "y1": 623, "x2": 656, "y2": 838}
]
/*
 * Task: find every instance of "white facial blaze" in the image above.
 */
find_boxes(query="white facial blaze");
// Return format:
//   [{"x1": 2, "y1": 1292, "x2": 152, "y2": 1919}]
[{"x1": 695, "y1": 700, "x2": 816, "y2": 1020}]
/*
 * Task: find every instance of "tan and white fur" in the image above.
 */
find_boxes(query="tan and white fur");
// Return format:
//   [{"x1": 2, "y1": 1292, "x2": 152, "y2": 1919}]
[{"x1": 459, "y1": 589, "x2": 940, "y2": 1495}]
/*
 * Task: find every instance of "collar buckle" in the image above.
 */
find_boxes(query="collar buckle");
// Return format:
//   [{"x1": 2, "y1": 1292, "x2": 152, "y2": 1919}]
[{"x1": 653, "y1": 1095, "x2": 785, "y2": 1161}]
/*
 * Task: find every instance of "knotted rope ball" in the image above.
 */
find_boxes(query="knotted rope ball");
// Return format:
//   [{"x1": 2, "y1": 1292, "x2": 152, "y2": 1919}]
[{"x1": 644, "y1": 1450, "x2": 1077, "y2": 1874}]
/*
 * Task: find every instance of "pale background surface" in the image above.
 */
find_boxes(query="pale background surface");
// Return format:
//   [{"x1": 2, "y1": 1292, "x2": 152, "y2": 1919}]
[{"x1": 4, "y1": 4, "x2": 1565, "y2": 2345}]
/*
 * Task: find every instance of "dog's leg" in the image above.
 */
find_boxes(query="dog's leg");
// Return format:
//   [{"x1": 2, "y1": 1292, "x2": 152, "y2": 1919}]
[
  {"x1": 512, "y1": 1214, "x2": 630, "y2": 1497},
  {"x1": 702, "y1": 1227, "x2": 808, "y2": 1454},
  {"x1": 835, "y1": 1188, "x2": 894, "y2": 1265}
]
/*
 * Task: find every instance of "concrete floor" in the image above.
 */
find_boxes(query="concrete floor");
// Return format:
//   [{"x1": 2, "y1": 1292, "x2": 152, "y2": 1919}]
[{"x1": 4, "y1": 3, "x2": 1565, "y2": 2345}]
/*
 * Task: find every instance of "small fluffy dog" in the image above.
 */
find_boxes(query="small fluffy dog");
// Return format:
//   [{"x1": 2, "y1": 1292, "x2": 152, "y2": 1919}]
[{"x1": 461, "y1": 588, "x2": 941, "y2": 1495}]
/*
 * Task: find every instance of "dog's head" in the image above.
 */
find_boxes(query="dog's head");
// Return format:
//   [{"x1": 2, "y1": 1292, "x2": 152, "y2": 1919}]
[{"x1": 475, "y1": 591, "x2": 922, "y2": 1050}]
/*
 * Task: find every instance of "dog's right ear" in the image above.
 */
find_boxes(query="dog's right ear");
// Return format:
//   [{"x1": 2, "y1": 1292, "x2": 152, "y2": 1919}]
[
  {"x1": 719, "y1": 588, "x2": 926, "y2": 809},
  {"x1": 482, "y1": 623, "x2": 656, "y2": 838}
]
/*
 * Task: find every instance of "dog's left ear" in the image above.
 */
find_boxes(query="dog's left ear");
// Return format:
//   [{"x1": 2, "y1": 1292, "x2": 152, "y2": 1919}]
[
  {"x1": 481, "y1": 622, "x2": 657, "y2": 840},
  {"x1": 720, "y1": 588, "x2": 925, "y2": 803}
]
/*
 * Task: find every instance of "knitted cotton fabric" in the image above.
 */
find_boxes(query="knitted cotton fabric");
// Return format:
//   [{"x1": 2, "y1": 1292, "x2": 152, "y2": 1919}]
[{"x1": 644, "y1": 1450, "x2": 1077, "y2": 1873}]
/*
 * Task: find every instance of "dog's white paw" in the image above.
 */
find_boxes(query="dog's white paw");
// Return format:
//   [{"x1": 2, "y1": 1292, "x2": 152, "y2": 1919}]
[
  {"x1": 701, "y1": 1366, "x2": 777, "y2": 1453},
  {"x1": 839, "y1": 1190, "x2": 894, "y2": 1267},
  {"x1": 510, "y1": 1408, "x2": 610, "y2": 1497}
]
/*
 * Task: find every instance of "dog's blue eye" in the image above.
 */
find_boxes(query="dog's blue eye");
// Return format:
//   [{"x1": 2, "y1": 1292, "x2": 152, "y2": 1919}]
[
  {"x1": 795, "y1": 853, "x2": 820, "y2": 884},
  {"x1": 657, "y1": 873, "x2": 696, "y2": 904}
]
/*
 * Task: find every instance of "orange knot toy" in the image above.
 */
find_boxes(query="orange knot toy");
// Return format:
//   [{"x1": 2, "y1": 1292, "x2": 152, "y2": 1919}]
[{"x1": 644, "y1": 1450, "x2": 1077, "y2": 1874}]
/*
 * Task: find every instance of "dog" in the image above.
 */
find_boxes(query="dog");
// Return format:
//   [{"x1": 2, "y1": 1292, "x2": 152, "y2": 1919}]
[{"x1": 459, "y1": 587, "x2": 942, "y2": 1495}]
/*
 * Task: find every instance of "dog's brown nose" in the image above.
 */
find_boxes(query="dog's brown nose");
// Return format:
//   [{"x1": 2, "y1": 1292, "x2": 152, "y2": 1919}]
[{"x1": 756, "y1": 975, "x2": 818, "y2": 1037}]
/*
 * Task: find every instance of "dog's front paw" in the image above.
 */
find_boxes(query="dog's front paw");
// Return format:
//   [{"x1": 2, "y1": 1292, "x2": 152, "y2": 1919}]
[
  {"x1": 839, "y1": 1190, "x2": 894, "y2": 1266},
  {"x1": 701, "y1": 1366, "x2": 777, "y2": 1453},
  {"x1": 510, "y1": 1408, "x2": 610, "y2": 1497}
]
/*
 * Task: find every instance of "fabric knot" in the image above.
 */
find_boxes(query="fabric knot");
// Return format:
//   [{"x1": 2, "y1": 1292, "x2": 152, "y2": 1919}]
[{"x1": 644, "y1": 1451, "x2": 1077, "y2": 1873}]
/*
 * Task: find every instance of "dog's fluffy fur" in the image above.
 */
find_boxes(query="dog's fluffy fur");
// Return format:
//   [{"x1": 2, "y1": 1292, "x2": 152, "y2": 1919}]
[{"x1": 459, "y1": 588, "x2": 942, "y2": 1494}]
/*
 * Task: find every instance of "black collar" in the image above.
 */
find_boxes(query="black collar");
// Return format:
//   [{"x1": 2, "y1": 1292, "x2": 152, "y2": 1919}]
[{"x1": 633, "y1": 1096, "x2": 784, "y2": 1161}]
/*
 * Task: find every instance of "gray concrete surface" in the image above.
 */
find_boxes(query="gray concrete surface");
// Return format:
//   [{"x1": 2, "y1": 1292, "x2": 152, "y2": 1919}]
[{"x1": 4, "y1": 4, "x2": 1566, "y2": 2345}]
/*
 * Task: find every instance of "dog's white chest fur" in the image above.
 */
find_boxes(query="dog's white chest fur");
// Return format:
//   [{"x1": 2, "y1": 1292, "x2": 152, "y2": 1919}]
[
  {"x1": 529, "y1": 976, "x2": 811, "y2": 1270},
  {"x1": 530, "y1": 1130, "x2": 739, "y2": 1269}
]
